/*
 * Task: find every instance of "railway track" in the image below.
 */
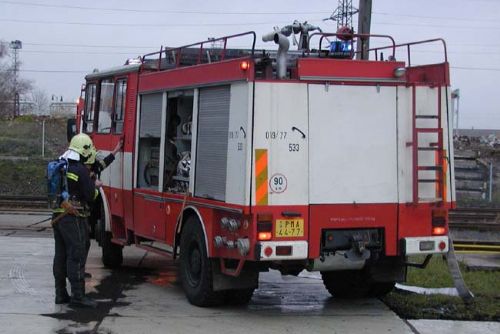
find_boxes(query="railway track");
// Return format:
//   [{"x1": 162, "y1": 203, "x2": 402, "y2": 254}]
[
  {"x1": 0, "y1": 195, "x2": 48, "y2": 210},
  {"x1": 449, "y1": 207, "x2": 500, "y2": 221},
  {"x1": 447, "y1": 208, "x2": 500, "y2": 253},
  {"x1": 453, "y1": 241, "x2": 500, "y2": 254},
  {"x1": 449, "y1": 207, "x2": 500, "y2": 232}
]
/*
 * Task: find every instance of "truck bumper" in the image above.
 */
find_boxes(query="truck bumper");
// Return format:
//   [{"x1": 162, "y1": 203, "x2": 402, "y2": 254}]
[
  {"x1": 403, "y1": 236, "x2": 449, "y2": 255},
  {"x1": 256, "y1": 241, "x2": 308, "y2": 261}
]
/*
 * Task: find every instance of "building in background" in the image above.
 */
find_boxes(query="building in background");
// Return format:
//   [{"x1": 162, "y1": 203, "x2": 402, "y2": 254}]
[{"x1": 49, "y1": 101, "x2": 76, "y2": 118}]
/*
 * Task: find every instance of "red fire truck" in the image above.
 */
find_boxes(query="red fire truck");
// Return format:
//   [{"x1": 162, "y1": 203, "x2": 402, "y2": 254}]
[{"x1": 73, "y1": 30, "x2": 454, "y2": 306}]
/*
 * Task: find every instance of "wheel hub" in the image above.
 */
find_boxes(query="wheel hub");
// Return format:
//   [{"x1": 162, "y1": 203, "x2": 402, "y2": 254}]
[{"x1": 187, "y1": 243, "x2": 202, "y2": 284}]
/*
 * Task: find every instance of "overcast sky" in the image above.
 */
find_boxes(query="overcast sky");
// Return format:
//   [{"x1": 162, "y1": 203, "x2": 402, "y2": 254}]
[{"x1": 1, "y1": 0, "x2": 499, "y2": 129}]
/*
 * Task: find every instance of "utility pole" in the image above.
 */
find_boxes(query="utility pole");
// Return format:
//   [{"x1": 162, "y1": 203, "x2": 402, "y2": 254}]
[
  {"x1": 356, "y1": 0, "x2": 372, "y2": 60},
  {"x1": 9, "y1": 40, "x2": 22, "y2": 117}
]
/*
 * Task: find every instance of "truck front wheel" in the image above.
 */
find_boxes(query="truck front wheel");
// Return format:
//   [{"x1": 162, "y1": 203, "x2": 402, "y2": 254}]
[
  {"x1": 224, "y1": 288, "x2": 255, "y2": 305},
  {"x1": 99, "y1": 204, "x2": 123, "y2": 269},
  {"x1": 180, "y1": 217, "x2": 224, "y2": 306},
  {"x1": 101, "y1": 231, "x2": 123, "y2": 269}
]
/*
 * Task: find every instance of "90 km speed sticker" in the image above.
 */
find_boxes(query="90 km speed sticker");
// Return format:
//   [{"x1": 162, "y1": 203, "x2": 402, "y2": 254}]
[{"x1": 269, "y1": 173, "x2": 287, "y2": 194}]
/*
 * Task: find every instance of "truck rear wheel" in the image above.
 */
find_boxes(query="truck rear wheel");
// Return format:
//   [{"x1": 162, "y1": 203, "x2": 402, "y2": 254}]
[
  {"x1": 321, "y1": 270, "x2": 371, "y2": 298},
  {"x1": 180, "y1": 217, "x2": 224, "y2": 306},
  {"x1": 368, "y1": 281, "x2": 395, "y2": 297},
  {"x1": 321, "y1": 270, "x2": 395, "y2": 298}
]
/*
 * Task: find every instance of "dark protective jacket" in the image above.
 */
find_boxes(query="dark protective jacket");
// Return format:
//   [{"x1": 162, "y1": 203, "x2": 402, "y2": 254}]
[
  {"x1": 66, "y1": 159, "x2": 96, "y2": 206},
  {"x1": 90, "y1": 153, "x2": 115, "y2": 178}
]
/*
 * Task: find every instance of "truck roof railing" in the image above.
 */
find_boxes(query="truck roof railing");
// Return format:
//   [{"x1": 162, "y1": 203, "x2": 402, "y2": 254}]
[
  {"x1": 138, "y1": 31, "x2": 447, "y2": 75},
  {"x1": 307, "y1": 32, "x2": 396, "y2": 59},
  {"x1": 307, "y1": 33, "x2": 447, "y2": 66},
  {"x1": 368, "y1": 38, "x2": 448, "y2": 67},
  {"x1": 141, "y1": 31, "x2": 256, "y2": 71}
]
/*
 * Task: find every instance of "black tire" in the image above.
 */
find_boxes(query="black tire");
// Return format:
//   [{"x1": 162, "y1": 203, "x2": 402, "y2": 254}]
[
  {"x1": 95, "y1": 201, "x2": 105, "y2": 245},
  {"x1": 98, "y1": 204, "x2": 123, "y2": 269},
  {"x1": 321, "y1": 270, "x2": 395, "y2": 298},
  {"x1": 180, "y1": 216, "x2": 224, "y2": 306},
  {"x1": 368, "y1": 281, "x2": 395, "y2": 297},
  {"x1": 102, "y1": 231, "x2": 123, "y2": 269},
  {"x1": 224, "y1": 288, "x2": 255, "y2": 305},
  {"x1": 321, "y1": 270, "x2": 371, "y2": 298},
  {"x1": 88, "y1": 193, "x2": 102, "y2": 240}
]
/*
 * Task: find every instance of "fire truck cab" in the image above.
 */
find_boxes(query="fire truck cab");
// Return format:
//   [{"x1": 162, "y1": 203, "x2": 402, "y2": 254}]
[{"x1": 75, "y1": 31, "x2": 454, "y2": 306}]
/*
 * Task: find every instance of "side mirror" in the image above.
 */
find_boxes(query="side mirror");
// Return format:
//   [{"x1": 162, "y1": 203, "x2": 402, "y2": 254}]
[{"x1": 67, "y1": 118, "x2": 77, "y2": 142}]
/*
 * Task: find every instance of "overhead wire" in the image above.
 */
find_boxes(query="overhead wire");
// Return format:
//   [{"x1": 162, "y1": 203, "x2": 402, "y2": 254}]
[
  {"x1": 1, "y1": 0, "x2": 498, "y2": 22},
  {"x1": 0, "y1": 0, "x2": 330, "y2": 15},
  {"x1": 0, "y1": 18, "x2": 305, "y2": 27},
  {"x1": 23, "y1": 42, "x2": 156, "y2": 49},
  {"x1": 22, "y1": 50, "x2": 143, "y2": 55},
  {"x1": 1, "y1": 69, "x2": 88, "y2": 73},
  {"x1": 451, "y1": 66, "x2": 500, "y2": 71},
  {"x1": 371, "y1": 21, "x2": 500, "y2": 31},
  {"x1": 372, "y1": 11, "x2": 499, "y2": 23},
  {"x1": 2, "y1": 17, "x2": 499, "y2": 31}
]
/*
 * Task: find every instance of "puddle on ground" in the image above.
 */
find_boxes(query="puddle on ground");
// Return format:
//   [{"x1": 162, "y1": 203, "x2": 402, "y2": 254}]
[{"x1": 41, "y1": 266, "x2": 155, "y2": 326}]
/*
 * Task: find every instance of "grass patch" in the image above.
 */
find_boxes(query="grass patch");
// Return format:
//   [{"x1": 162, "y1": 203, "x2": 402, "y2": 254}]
[
  {"x1": 0, "y1": 136, "x2": 41, "y2": 156},
  {"x1": 0, "y1": 117, "x2": 68, "y2": 196},
  {"x1": 382, "y1": 255, "x2": 500, "y2": 321},
  {"x1": 0, "y1": 118, "x2": 67, "y2": 157},
  {"x1": 0, "y1": 159, "x2": 48, "y2": 196}
]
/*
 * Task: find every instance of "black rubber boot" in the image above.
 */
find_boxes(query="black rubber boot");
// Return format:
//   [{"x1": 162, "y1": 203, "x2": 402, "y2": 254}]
[
  {"x1": 70, "y1": 285, "x2": 97, "y2": 308},
  {"x1": 55, "y1": 287, "x2": 70, "y2": 304},
  {"x1": 70, "y1": 295, "x2": 98, "y2": 308}
]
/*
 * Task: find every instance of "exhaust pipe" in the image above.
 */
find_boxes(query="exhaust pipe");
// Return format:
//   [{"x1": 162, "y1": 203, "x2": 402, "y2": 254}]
[{"x1": 262, "y1": 32, "x2": 289, "y2": 79}]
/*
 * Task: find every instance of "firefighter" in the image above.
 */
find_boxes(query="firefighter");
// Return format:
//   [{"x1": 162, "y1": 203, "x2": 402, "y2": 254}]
[
  {"x1": 53, "y1": 133, "x2": 98, "y2": 308},
  {"x1": 83, "y1": 139, "x2": 123, "y2": 277}
]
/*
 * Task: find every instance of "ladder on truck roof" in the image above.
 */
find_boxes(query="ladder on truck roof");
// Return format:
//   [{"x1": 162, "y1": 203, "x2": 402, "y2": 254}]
[{"x1": 412, "y1": 84, "x2": 446, "y2": 205}]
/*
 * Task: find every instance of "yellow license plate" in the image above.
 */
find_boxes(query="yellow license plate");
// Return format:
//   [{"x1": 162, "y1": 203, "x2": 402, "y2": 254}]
[{"x1": 275, "y1": 219, "x2": 304, "y2": 237}]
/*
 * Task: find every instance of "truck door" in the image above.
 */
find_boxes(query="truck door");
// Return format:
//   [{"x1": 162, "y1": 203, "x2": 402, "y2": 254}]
[
  {"x1": 252, "y1": 82, "x2": 310, "y2": 207},
  {"x1": 133, "y1": 92, "x2": 166, "y2": 241},
  {"x1": 107, "y1": 78, "x2": 127, "y2": 219},
  {"x1": 307, "y1": 84, "x2": 400, "y2": 256},
  {"x1": 308, "y1": 84, "x2": 399, "y2": 205}
]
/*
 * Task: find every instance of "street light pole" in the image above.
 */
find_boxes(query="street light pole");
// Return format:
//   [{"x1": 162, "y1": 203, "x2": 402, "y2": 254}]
[
  {"x1": 451, "y1": 89, "x2": 460, "y2": 136},
  {"x1": 9, "y1": 40, "x2": 22, "y2": 118},
  {"x1": 42, "y1": 118, "x2": 45, "y2": 158}
]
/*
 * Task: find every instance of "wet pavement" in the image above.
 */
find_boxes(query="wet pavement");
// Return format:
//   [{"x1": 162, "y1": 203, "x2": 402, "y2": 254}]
[
  {"x1": 409, "y1": 319, "x2": 500, "y2": 334},
  {"x1": 1, "y1": 212, "x2": 499, "y2": 334}
]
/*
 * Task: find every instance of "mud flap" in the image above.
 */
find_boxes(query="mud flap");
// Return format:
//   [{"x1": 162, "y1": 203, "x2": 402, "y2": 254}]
[{"x1": 212, "y1": 261, "x2": 259, "y2": 292}]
